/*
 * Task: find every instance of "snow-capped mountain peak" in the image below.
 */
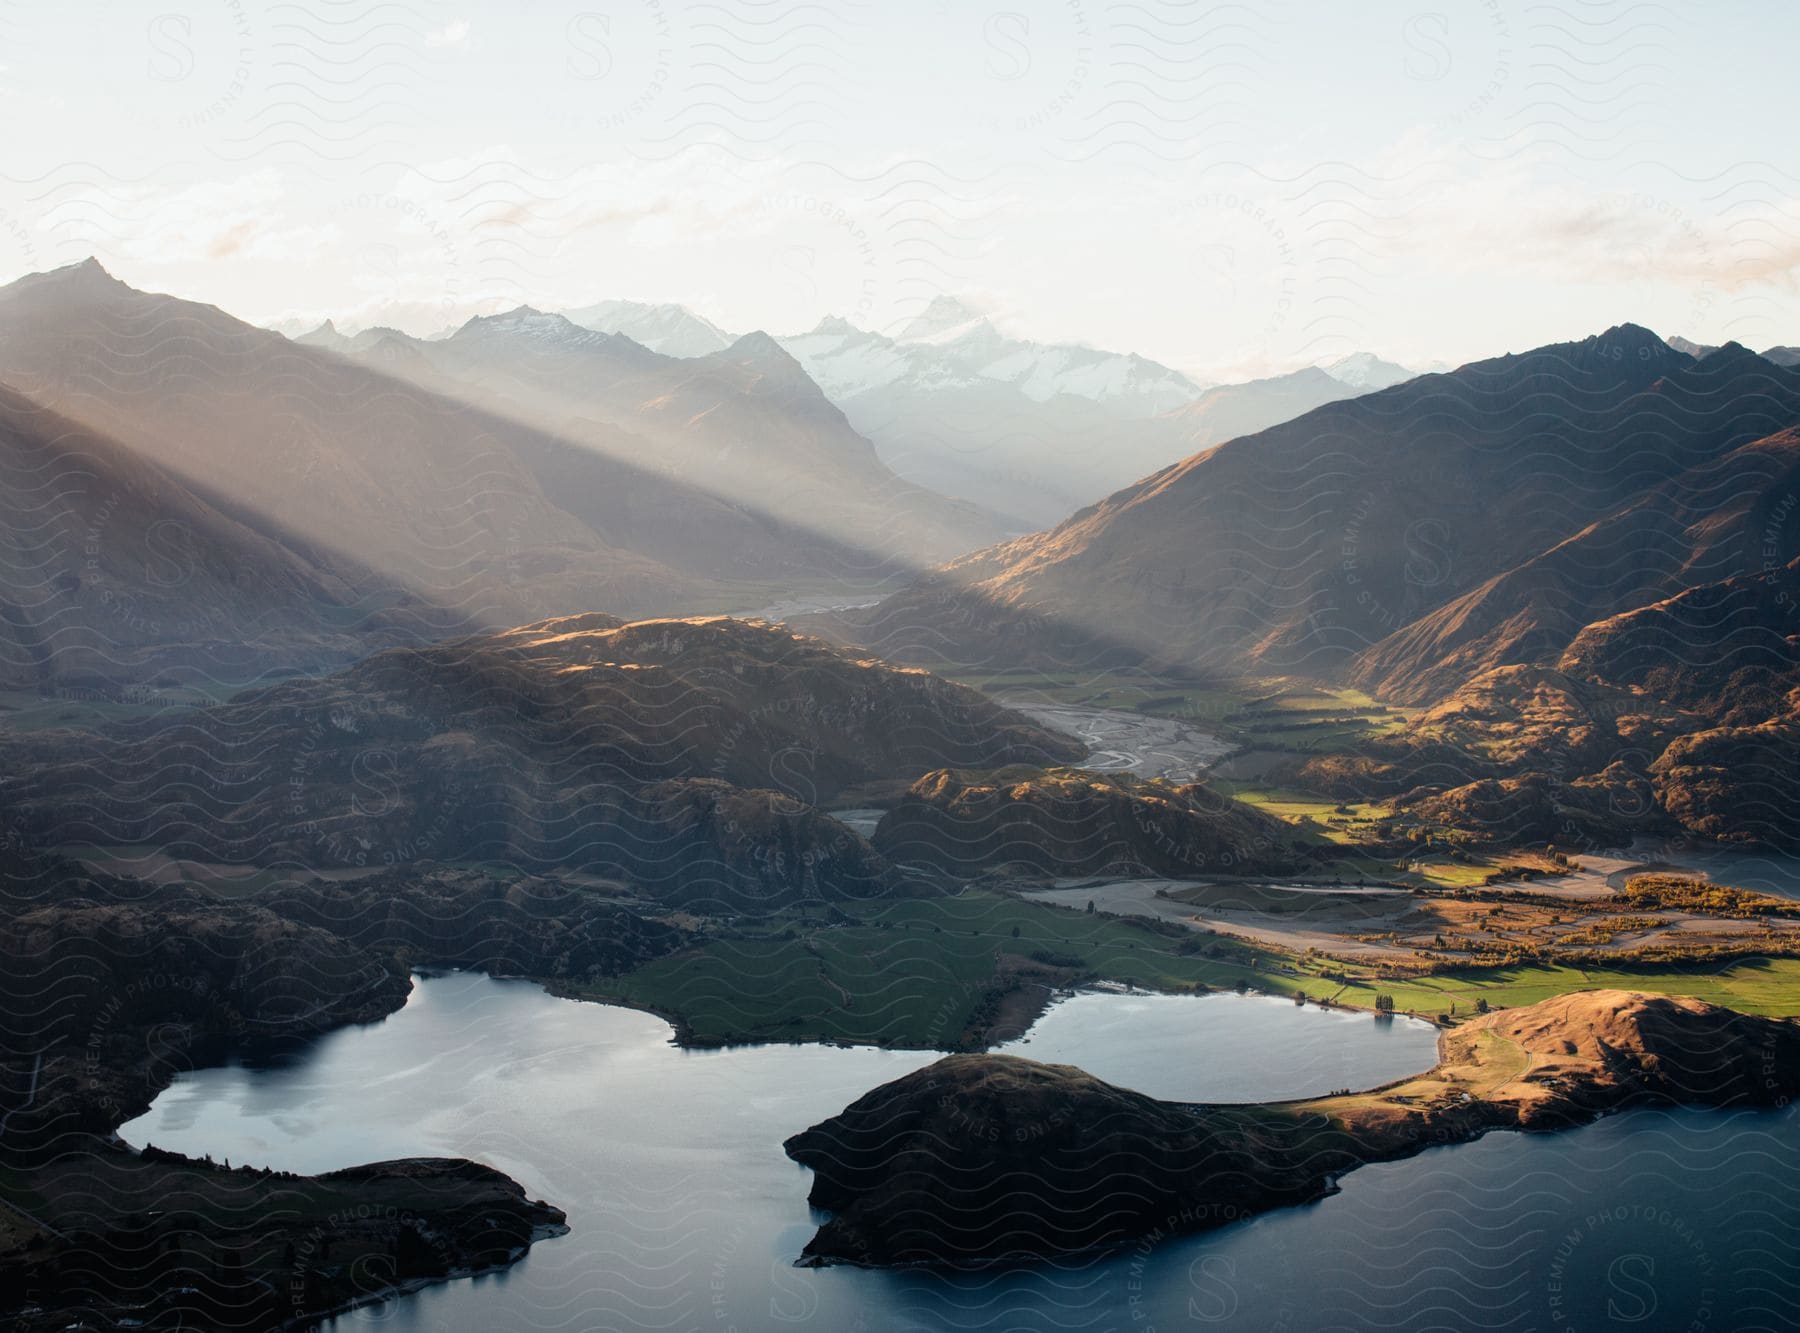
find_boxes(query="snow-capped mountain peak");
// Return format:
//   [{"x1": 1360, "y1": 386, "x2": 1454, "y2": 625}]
[
  {"x1": 1323, "y1": 351, "x2": 1418, "y2": 390},
  {"x1": 778, "y1": 309, "x2": 1204, "y2": 414},
  {"x1": 560, "y1": 298, "x2": 734, "y2": 358},
  {"x1": 454, "y1": 306, "x2": 603, "y2": 345},
  {"x1": 896, "y1": 294, "x2": 991, "y2": 343}
]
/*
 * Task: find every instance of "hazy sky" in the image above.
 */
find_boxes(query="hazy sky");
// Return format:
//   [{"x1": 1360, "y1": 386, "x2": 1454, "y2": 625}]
[{"x1": 0, "y1": 0, "x2": 1793, "y2": 378}]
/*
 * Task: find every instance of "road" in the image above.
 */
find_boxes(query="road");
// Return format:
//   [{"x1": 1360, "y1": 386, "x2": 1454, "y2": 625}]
[{"x1": 1018, "y1": 878, "x2": 1418, "y2": 960}]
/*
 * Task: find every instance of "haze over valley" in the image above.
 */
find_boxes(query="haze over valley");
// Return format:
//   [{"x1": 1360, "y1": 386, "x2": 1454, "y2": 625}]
[{"x1": 3, "y1": 3, "x2": 1800, "y2": 1330}]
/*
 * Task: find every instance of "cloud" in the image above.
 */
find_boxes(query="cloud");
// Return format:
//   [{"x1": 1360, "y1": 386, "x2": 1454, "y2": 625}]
[
  {"x1": 425, "y1": 19, "x2": 471, "y2": 49},
  {"x1": 1409, "y1": 173, "x2": 1800, "y2": 294},
  {"x1": 48, "y1": 171, "x2": 339, "y2": 267}
]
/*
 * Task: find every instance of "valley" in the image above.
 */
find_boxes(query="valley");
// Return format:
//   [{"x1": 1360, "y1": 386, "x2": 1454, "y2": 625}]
[
  {"x1": 1, "y1": 262, "x2": 1798, "y2": 1332},
  {"x1": 7, "y1": 6, "x2": 1798, "y2": 1326}
]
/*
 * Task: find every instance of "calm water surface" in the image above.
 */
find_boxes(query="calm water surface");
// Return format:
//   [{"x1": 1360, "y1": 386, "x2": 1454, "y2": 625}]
[{"x1": 121, "y1": 973, "x2": 1800, "y2": 1331}]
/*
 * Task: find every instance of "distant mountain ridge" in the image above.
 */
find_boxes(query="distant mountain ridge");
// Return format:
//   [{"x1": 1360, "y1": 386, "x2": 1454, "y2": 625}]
[
  {"x1": 0, "y1": 259, "x2": 700, "y2": 662},
  {"x1": 552, "y1": 293, "x2": 1417, "y2": 526},
  {"x1": 303, "y1": 291, "x2": 1416, "y2": 530},
  {"x1": 304, "y1": 302, "x2": 1008, "y2": 567},
  {"x1": 559, "y1": 298, "x2": 735, "y2": 357},
  {"x1": 1324, "y1": 351, "x2": 1418, "y2": 389},
  {"x1": 1671, "y1": 334, "x2": 1799, "y2": 367},
  {"x1": 0, "y1": 259, "x2": 1006, "y2": 690},
  {"x1": 854, "y1": 324, "x2": 1800, "y2": 694}
]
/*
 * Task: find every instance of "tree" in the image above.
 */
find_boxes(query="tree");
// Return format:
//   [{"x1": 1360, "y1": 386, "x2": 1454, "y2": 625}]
[
  {"x1": 1475, "y1": 997, "x2": 1490, "y2": 1014},
  {"x1": 1374, "y1": 993, "x2": 1395, "y2": 1013},
  {"x1": 1086, "y1": 899, "x2": 1096, "y2": 914}
]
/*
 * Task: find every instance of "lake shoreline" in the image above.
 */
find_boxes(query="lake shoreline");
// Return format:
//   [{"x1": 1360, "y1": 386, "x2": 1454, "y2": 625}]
[{"x1": 785, "y1": 990, "x2": 1800, "y2": 1268}]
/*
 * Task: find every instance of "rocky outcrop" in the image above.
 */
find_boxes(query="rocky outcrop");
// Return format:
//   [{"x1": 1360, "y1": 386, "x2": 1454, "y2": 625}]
[
  {"x1": 872, "y1": 765, "x2": 1301, "y2": 879},
  {"x1": 1650, "y1": 715, "x2": 1800, "y2": 846},
  {"x1": 1312, "y1": 567, "x2": 1800, "y2": 849},
  {"x1": 786, "y1": 991, "x2": 1800, "y2": 1267}
]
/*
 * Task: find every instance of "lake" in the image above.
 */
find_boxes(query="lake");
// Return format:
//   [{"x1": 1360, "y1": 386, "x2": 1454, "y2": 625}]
[{"x1": 120, "y1": 973, "x2": 1800, "y2": 1331}]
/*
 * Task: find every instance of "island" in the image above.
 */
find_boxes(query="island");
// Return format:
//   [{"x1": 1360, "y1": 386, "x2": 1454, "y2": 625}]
[{"x1": 783, "y1": 989, "x2": 1800, "y2": 1266}]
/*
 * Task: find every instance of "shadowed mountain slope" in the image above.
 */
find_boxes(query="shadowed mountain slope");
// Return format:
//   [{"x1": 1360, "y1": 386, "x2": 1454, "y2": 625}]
[
  {"x1": 0, "y1": 378, "x2": 389, "y2": 689},
  {"x1": 1350, "y1": 418, "x2": 1800, "y2": 701},
  {"x1": 855, "y1": 329, "x2": 1800, "y2": 690},
  {"x1": 0, "y1": 261, "x2": 986, "y2": 659},
  {"x1": 1, "y1": 615, "x2": 1081, "y2": 907},
  {"x1": 0, "y1": 260, "x2": 706, "y2": 632},
  {"x1": 1301, "y1": 554, "x2": 1800, "y2": 848}
]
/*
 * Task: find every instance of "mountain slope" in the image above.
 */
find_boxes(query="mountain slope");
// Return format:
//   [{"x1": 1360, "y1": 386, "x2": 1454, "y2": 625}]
[
  {"x1": 1350, "y1": 411, "x2": 1800, "y2": 701},
  {"x1": 1291, "y1": 553, "x2": 1800, "y2": 848},
  {"x1": 1, "y1": 615, "x2": 1082, "y2": 902},
  {"x1": 1155, "y1": 366, "x2": 1370, "y2": 453},
  {"x1": 0, "y1": 260, "x2": 701, "y2": 634},
  {"x1": 858, "y1": 327, "x2": 1800, "y2": 688},
  {"x1": 0, "y1": 379, "x2": 376, "y2": 688},
  {"x1": 560, "y1": 298, "x2": 734, "y2": 357},
  {"x1": 311, "y1": 307, "x2": 1005, "y2": 567},
  {"x1": 775, "y1": 302, "x2": 1211, "y2": 527}
]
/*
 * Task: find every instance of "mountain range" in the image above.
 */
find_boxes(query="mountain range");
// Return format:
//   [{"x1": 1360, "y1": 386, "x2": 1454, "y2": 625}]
[
  {"x1": 19, "y1": 252, "x2": 1787, "y2": 858},
  {"x1": 292, "y1": 290, "x2": 1420, "y2": 533},
  {"x1": 298, "y1": 304, "x2": 1008, "y2": 566},
  {"x1": 555, "y1": 293, "x2": 1415, "y2": 529},
  {"x1": 847, "y1": 325, "x2": 1800, "y2": 844},
  {"x1": 855, "y1": 326, "x2": 1800, "y2": 679},
  {"x1": 0, "y1": 260, "x2": 1032, "y2": 690},
  {"x1": 559, "y1": 298, "x2": 736, "y2": 358}
]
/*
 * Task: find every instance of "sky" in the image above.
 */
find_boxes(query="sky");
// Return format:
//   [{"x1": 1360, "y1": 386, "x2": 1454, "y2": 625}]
[{"x1": 0, "y1": 0, "x2": 1794, "y2": 380}]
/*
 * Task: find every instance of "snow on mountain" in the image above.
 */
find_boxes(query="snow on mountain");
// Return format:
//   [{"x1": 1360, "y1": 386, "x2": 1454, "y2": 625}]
[
  {"x1": 765, "y1": 303, "x2": 1221, "y2": 529},
  {"x1": 894, "y1": 294, "x2": 997, "y2": 346},
  {"x1": 560, "y1": 298, "x2": 734, "y2": 358},
  {"x1": 457, "y1": 306, "x2": 604, "y2": 344},
  {"x1": 285, "y1": 289, "x2": 1367, "y2": 531},
  {"x1": 781, "y1": 298, "x2": 1206, "y2": 416},
  {"x1": 1323, "y1": 351, "x2": 1419, "y2": 390}
]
